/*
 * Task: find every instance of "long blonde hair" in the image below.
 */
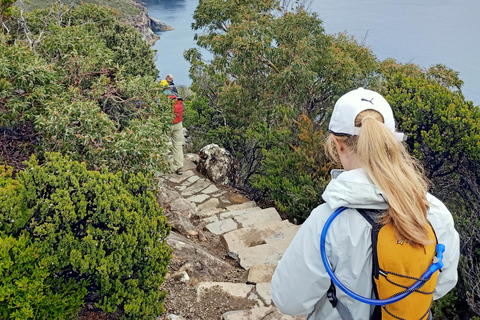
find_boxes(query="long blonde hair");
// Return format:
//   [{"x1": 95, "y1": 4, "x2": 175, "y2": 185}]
[{"x1": 326, "y1": 110, "x2": 431, "y2": 246}]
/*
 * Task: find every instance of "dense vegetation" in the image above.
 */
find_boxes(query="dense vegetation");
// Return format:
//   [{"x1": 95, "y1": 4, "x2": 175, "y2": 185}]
[
  {"x1": 1, "y1": 0, "x2": 479, "y2": 318},
  {"x1": 1, "y1": 2, "x2": 169, "y2": 174},
  {"x1": 184, "y1": 0, "x2": 480, "y2": 317},
  {"x1": 17, "y1": 0, "x2": 140, "y2": 17},
  {"x1": 0, "y1": 154, "x2": 171, "y2": 319},
  {"x1": 0, "y1": 1, "x2": 173, "y2": 318}
]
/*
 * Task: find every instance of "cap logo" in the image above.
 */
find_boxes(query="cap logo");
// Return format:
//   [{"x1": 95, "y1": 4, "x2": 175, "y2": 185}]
[{"x1": 361, "y1": 98, "x2": 374, "y2": 105}]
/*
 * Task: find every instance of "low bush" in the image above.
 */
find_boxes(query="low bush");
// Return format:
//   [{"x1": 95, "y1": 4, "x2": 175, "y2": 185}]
[
  {"x1": 0, "y1": 153, "x2": 172, "y2": 319},
  {"x1": 0, "y1": 232, "x2": 87, "y2": 319},
  {"x1": 253, "y1": 115, "x2": 331, "y2": 221}
]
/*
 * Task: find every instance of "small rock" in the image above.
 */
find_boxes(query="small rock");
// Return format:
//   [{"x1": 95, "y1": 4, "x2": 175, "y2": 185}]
[
  {"x1": 186, "y1": 230, "x2": 199, "y2": 236},
  {"x1": 227, "y1": 251, "x2": 239, "y2": 261},
  {"x1": 185, "y1": 153, "x2": 200, "y2": 164},
  {"x1": 230, "y1": 194, "x2": 250, "y2": 204},
  {"x1": 198, "y1": 231, "x2": 207, "y2": 242},
  {"x1": 179, "y1": 263, "x2": 193, "y2": 273},
  {"x1": 173, "y1": 271, "x2": 190, "y2": 282}
]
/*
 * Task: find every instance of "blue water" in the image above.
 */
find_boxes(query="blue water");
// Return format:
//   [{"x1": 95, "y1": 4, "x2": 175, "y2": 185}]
[{"x1": 147, "y1": 0, "x2": 480, "y2": 105}]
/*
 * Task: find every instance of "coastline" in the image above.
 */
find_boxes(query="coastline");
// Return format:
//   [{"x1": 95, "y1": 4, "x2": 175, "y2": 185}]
[{"x1": 126, "y1": 0, "x2": 172, "y2": 46}]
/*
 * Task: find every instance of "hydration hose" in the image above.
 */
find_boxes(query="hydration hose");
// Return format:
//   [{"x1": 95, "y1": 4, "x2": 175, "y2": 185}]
[{"x1": 320, "y1": 207, "x2": 445, "y2": 306}]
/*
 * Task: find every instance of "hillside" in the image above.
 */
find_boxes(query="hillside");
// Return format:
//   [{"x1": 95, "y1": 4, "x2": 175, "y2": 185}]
[{"x1": 17, "y1": 0, "x2": 140, "y2": 16}]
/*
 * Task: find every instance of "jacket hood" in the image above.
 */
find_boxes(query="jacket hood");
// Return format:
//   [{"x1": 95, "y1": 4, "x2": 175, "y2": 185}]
[{"x1": 322, "y1": 168, "x2": 389, "y2": 210}]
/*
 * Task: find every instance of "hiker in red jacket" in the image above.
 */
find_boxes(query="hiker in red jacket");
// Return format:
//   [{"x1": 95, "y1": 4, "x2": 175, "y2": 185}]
[{"x1": 161, "y1": 79, "x2": 184, "y2": 175}]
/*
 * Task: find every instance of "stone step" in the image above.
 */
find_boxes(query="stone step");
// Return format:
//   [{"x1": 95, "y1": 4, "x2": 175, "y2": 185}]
[
  {"x1": 201, "y1": 184, "x2": 219, "y2": 194},
  {"x1": 197, "y1": 198, "x2": 222, "y2": 218},
  {"x1": 223, "y1": 307, "x2": 306, "y2": 320},
  {"x1": 197, "y1": 199, "x2": 257, "y2": 219},
  {"x1": 205, "y1": 218, "x2": 239, "y2": 235},
  {"x1": 247, "y1": 265, "x2": 277, "y2": 284},
  {"x1": 219, "y1": 206, "x2": 262, "y2": 220},
  {"x1": 255, "y1": 283, "x2": 272, "y2": 306},
  {"x1": 222, "y1": 220, "x2": 299, "y2": 254},
  {"x1": 235, "y1": 237, "x2": 294, "y2": 270},
  {"x1": 182, "y1": 158, "x2": 197, "y2": 171},
  {"x1": 201, "y1": 215, "x2": 219, "y2": 224},
  {"x1": 223, "y1": 201, "x2": 257, "y2": 212},
  {"x1": 180, "y1": 178, "x2": 213, "y2": 197},
  {"x1": 233, "y1": 207, "x2": 281, "y2": 228},
  {"x1": 164, "y1": 169, "x2": 196, "y2": 184},
  {"x1": 186, "y1": 193, "x2": 210, "y2": 203}
]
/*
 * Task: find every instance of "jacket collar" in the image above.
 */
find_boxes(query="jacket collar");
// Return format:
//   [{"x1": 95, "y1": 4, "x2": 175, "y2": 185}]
[{"x1": 322, "y1": 168, "x2": 389, "y2": 210}]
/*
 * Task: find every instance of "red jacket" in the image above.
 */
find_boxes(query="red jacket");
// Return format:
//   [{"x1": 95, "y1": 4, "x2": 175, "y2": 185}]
[{"x1": 171, "y1": 95, "x2": 184, "y2": 124}]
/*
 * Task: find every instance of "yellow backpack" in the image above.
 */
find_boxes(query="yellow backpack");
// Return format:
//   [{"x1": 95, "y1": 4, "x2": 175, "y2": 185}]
[{"x1": 327, "y1": 209, "x2": 439, "y2": 320}]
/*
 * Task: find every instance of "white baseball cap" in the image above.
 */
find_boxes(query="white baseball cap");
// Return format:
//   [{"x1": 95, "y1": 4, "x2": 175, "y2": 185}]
[{"x1": 328, "y1": 88, "x2": 406, "y2": 141}]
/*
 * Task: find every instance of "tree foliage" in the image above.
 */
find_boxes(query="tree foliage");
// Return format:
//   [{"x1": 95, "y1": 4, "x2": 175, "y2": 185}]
[
  {"x1": 253, "y1": 115, "x2": 331, "y2": 220},
  {"x1": 186, "y1": 0, "x2": 379, "y2": 187},
  {"x1": 0, "y1": 3, "x2": 169, "y2": 174}
]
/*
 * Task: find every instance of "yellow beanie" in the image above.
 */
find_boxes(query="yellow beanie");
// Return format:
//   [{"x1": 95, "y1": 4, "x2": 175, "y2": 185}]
[{"x1": 160, "y1": 80, "x2": 169, "y2": 86}]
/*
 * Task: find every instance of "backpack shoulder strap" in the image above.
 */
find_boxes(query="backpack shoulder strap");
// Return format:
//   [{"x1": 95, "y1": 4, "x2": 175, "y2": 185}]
[
  {"x1": 327, "y1": 280, "x2": 354, "y2": 320},
  {"x1": 326, "y1": 208, "x2": 384, "y2": 320},
  {"x1": 357, "y1": 209, "x2": 384, "y2": 320}
]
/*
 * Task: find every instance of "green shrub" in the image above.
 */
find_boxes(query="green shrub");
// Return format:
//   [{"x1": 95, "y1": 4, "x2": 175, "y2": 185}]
[
  {"x1": 20, "y1": 0, "x2": 140, "y2": 17},
  {"x1": 0, "y1": 32, "x2": 59, "y2": 127},
  {"x1": 36, "y1": 24, "x2": 115, "y2": 89},
  {"x1": 432, "y1": 290, "x2": 459, "y2": 320},
  {"x1": 101, "y1": 21, "x2": 158, "y2": 78},
  {"x1": 35, "y1": 79, "x2": 171, "y2": 175},
  {"x1": 253, "y1": 115, "x2": 330, "y2": 220},
  {"x1": 0, "y1": 232, "x2": 87, "y2": 319},
  {"x1": 254, "y1": 147, "x2": 327, "y2": 220},
  {"x1": 1, "y1": 153, "x2": 172, "y2": 319},
  {"x1": 1, "y1": 5, "x2": 172, "y2": 174}
]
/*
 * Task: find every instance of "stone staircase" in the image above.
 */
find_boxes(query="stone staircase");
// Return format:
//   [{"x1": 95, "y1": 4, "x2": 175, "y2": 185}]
[{"x1": 157, "y1": 154, "x2": 306, "y2": 320}]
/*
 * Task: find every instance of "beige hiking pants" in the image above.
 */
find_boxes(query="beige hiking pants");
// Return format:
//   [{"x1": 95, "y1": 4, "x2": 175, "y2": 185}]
[{"x1": 170, "y1": 122, "x2": 184, "y2": 171}]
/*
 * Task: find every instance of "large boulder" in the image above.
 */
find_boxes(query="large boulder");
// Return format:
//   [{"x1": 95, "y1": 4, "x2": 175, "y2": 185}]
[{"x1": 197, "y1": 144, "x2": 235, "y2": 185}]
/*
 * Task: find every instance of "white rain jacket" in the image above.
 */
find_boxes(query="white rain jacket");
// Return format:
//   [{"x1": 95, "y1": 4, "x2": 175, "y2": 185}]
[{"x1": 271, "y1": 168, "x2": 460, "y2": 320}]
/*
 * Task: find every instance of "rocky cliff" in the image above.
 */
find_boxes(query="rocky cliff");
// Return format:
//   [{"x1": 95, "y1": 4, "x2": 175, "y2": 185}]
[{"x1": 125, "y1": 0, "x2": 173, "y2": 45}]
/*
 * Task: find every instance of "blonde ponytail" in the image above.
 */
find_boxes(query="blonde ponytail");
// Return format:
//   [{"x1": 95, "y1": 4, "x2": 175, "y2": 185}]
[{"x1": 326, "y1": 110, "x2": 431, "y2": 246}]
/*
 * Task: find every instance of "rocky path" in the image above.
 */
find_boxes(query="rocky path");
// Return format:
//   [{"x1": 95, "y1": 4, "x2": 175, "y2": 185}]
[{"x1": 156, "y1": 154, "x2": 306, "y2": 320}]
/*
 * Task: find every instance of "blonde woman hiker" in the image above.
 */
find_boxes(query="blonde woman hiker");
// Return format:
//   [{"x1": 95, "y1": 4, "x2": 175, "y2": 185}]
[{"x1": 271, "y1": 88, "x2": 460, "y2": 320}]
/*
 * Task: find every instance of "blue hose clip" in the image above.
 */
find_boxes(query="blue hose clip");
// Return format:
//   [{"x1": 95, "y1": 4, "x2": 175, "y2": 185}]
[{"x1": 320, "y1": 207, "x2": 445, "y2": 306}]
